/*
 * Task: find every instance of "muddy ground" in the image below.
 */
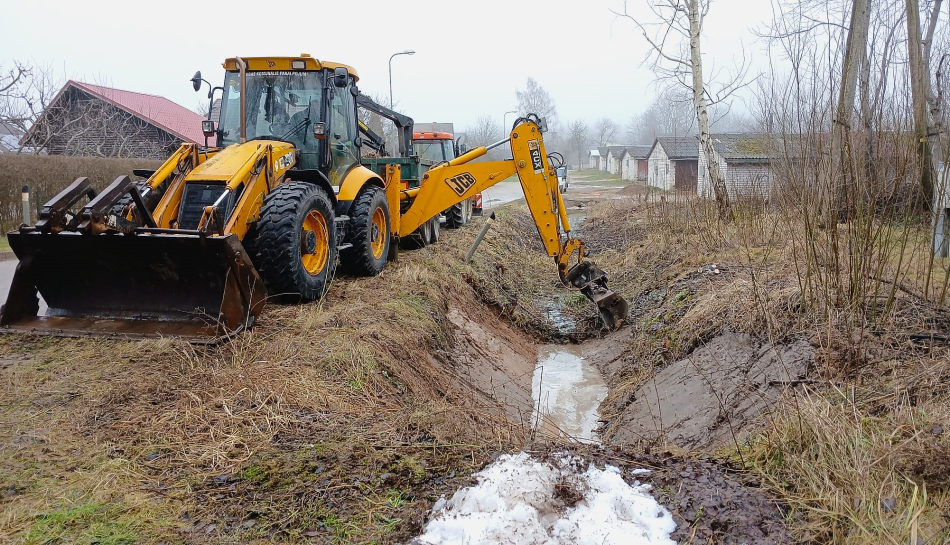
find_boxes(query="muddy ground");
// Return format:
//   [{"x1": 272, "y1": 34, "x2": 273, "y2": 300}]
[{"x1": 0, "y1": 170, "x2": 813, "y2": 544}]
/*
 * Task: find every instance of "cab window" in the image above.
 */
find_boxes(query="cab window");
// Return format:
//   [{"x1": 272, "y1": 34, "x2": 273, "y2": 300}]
[{"x1": 328, "y1": 80, "x2": 358, "y2": 185}]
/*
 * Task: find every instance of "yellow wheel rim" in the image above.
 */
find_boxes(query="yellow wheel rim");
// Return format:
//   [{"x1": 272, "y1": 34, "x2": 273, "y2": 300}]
[
  {"x1": 301, "y1": 210, "x2": 329, "y2": 275},
  {"x1": 371, "y1": 207, "x2": 387, "y2": 259}
]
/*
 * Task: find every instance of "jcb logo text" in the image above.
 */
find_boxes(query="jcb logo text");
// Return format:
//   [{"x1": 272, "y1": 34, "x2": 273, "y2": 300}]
[{"x1": 446, "y1": 172, "x2": 477, "y2": 196}]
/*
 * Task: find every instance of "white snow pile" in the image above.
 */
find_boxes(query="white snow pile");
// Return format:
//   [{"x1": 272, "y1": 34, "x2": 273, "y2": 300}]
[{"x1": 412, "y1": 452, "x2": 676, "y2": 545}]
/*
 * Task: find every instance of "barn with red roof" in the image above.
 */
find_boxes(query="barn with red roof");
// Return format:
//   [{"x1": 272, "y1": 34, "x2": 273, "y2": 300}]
[{"x1": 22, "y1": 80, "x2": 205, "y2": 159}]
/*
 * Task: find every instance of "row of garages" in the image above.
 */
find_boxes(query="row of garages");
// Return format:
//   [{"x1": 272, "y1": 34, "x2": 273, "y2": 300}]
[{"x1": 589, "y1": 134, "x2": 774, "y2": 199}]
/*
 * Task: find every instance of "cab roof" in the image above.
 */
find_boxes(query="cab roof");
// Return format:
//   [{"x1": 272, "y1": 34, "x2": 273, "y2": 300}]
[
  {"x1": 222, "y1": 55, "x2": 359, "y2": 81},
  {"x1": 413, "y1": 131, "x2": 454, "y2": 140}
]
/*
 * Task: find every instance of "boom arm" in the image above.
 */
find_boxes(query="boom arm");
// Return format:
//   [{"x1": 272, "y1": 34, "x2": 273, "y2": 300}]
[
  {"x1": 398, "y1": 117, "x2": 629, "y2": 329},
  {"x1": 356, "y1": 93, "x2": 414, "y2": 157}
]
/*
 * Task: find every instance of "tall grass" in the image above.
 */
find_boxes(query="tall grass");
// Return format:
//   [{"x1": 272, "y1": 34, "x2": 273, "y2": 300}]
[{"x1": 630, "y1": 15, "x2": 950, "y2": 538}]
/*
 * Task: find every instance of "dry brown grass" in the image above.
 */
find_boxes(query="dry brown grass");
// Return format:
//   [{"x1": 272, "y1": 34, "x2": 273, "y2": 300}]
[
  {"x1": 582, "y1": 193, "x2": 950, "y2": 543},
  {"x1": 0, "y1": 225, "x2": 534, "y2": 544}
]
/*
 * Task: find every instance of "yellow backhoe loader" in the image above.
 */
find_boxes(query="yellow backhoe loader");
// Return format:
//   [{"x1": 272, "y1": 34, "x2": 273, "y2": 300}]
[{"x1": 0, "y1": 55, "x2": 627, "y2": 342}]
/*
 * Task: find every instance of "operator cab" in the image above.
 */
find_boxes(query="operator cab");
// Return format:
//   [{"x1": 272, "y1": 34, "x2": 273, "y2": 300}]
[
  {"x1": 211, "y1": 56, "x2": 361, "y2": 184},
  {"x1": 412, "y1": 131, "x2": 456, "y2": 164}
]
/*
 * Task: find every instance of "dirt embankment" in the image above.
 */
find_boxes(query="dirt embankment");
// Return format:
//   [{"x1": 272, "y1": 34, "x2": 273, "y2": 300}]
[
  {"x1": 0, "y1": 224, "x2": 542, "y2": 544},
  {"x1": 602, "y1": 332, "x2": 813, "y2": 450}
]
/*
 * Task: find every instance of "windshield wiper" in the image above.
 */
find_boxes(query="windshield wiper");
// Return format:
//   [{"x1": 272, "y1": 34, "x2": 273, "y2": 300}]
[{"x1": 279, "y1": 103, "x2": 312, "y2": 142}]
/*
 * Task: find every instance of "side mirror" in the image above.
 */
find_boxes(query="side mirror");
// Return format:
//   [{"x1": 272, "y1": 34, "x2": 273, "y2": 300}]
[
  {"x1": 333, "y1": 67, "x2": 349, "y2": 88},
  {"x1": 202, "y1": 120, "x2": 215, "y2": 137},
  {"x1": 312, "y1": 121, "x2": 326, "y2": 140},
  {"x1": 191, "y1": 71, "x2": 202, "y2": 92},
  {"x1": 460, "y1": 144, "x2": 470, "y2": 153}
]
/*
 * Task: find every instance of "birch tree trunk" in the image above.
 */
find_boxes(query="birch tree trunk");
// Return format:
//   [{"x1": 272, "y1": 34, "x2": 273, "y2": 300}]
[
  {"x1": 906, "y1": 0, "x2": 940, "y2": 211},
  {"x1": 831, "y1": 0, "x2": 871, "y2": 222},
  {"x1": 689, "y1": 0, "x2": 730, "y2": 213}
]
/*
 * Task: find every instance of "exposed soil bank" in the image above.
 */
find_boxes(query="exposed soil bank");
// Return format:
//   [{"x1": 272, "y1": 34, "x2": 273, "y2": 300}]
[
  {"x1": 440, "y1": 301, "x2": 537, "y2": 428},
  {"x1": 602, "y1": 332, "x2": 814, "y2": 450}
]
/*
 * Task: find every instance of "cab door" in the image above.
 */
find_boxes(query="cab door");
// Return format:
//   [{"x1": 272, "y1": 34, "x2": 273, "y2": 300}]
[{"x1": 327, "y1": 77, "x2": 359, "y2": 185}]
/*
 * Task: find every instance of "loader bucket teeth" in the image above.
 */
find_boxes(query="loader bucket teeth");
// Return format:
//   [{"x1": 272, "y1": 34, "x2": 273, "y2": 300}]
[{"x1": 0, "y1": 231, "x2": 266, "y2": 344}]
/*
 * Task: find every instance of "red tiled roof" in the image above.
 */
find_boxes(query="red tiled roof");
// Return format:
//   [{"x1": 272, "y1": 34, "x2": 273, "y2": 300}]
[{"x1": 70, "y1": 81, "x2": 205, "y2": 143}]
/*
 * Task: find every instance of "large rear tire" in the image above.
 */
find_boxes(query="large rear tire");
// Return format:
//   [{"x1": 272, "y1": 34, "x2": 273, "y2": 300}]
[
  {"x1": 400, "y1": 217, "x2": 431, "y2": 250},
  {"x1": 340, "y1": 186, "x2": 390, "y2": 276},
  {"x1": 251, "y1": 182, "x2": 337, "y2": 303},
  {"x1": 444, "y1": 202, "x2": 467, "y2": 228}
]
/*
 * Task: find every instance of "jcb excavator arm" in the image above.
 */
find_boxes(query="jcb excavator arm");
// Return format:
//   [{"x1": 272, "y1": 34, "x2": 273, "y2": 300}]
[
  {"x1": 398, "y1": 115, "x2": 629, "y2": 329},
  {"x1": 356, "y1": 94, "x2": 414, "y2": 157}
]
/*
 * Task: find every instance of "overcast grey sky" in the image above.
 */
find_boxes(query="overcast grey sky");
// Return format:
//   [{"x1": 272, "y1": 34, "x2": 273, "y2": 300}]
[{"x1": 1, "y1": 0, "x2": 774, "y2": 131}]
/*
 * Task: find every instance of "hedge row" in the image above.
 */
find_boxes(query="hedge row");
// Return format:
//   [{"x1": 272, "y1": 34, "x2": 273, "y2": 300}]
[{"x1": 0, "y1": 154, "x2": 163, "y2": 234}]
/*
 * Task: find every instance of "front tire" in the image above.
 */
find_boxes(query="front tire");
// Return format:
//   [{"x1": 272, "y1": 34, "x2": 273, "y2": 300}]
[
  {"x1": 252, "y1": 182, "x2": 337, "y2": 303},
  {"x1": 341, "y1": 186, "x2": 390, "y2": 276}
]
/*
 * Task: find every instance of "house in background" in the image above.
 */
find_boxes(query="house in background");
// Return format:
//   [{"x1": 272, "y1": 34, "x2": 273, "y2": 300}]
[
  {"x1": 620, "y1": 145, "x2": 651, "y2": 181},
  {"x1": 698, "y1": 134, "x2": 774, "y2": 199},
  {"x1": 588, "y1": 148, "x2": 602, "y2": 170},
  {"x1": 606, "y1": 145, "x2": 628, "y2": 175},
  {"x1": 0, "y1": 122, "x2": 24, "y2": 153},
  {"x1": 647, "y1": 136, "x2": 699, "y2": 191},
  {"x1": 22, "y1": 81, "x2": 205, "y2": 159}
]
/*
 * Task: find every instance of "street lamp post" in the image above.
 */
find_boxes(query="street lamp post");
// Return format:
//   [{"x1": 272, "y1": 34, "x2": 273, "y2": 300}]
[
  {"x1": 503, "y1": 110, "x2": 517, "y2": 132},
  {"x1": 389, "y1": 50, "x2": 415, "y2": 109}
]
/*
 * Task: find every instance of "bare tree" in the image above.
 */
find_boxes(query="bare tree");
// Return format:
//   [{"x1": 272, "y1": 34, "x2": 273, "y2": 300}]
[
  {"x1": 823, "y1": 0, "x2": 873, "y2": 222},
  {"x1": 636, "y1": 89, "x2": 697, "y2": 143},
  {"x1": 516, "y1": 78, "x2": 558, "y2": 126},
  {"x1": 594, "y1": 117, "x2": 618, "y2": 146},
  {"x1": 0, "y1": 61, "x2": 63, "y2": 152},
  {"x1": 625, "y1": 115, "x2": 643, "y2": 143},
  {"x1": 906, "y1": 0, "x2": 944, "y2": 210},
  {"x1": 194, "y1": 98, "x2": 212, "y2": 118},
  {"x1": 568, "y1": 119, "x2": 591, "y2": 168},
  {"x1": 613, "y1": 0, "x2": 753, "y2": 213},
  {"x1": 465, "y1": 115, "x2": 504, "y2": 160}
]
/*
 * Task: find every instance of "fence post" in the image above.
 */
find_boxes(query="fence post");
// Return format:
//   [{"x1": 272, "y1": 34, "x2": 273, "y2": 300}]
[{"x1": 21, "y1": 185, "x2": 31, "y2": 226}]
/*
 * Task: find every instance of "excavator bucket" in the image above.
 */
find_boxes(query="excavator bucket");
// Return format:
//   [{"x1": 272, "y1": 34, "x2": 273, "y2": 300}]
[
  {"x1": 564, "y1": 260, "x2": 629, "y2": 330},
  {"x1": 0, "y1": 230, "x2": 266, "y2": 343}
]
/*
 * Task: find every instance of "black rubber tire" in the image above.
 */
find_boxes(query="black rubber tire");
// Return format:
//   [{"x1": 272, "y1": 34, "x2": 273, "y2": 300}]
[
  {"x1": 340, "y1": 186, "x2": 390, "y2": 276},
  {"x1": 429, "y1": 215, "x2": 441, "y2": 244},
  {"x1": 251, "y1": 181, "x2": 337, "y2": 303},
  {"x1": 444, "y1": 202, "x2": 466, "y2": 228},
  {"x1": 400, "y1": 218, "x2": 431, "y2": 250}
]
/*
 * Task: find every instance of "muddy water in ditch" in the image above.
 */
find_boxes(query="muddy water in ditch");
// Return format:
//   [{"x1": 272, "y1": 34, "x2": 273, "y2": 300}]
[{"x1": 531, "y1": 344, "x2": 608, "y2": 443}]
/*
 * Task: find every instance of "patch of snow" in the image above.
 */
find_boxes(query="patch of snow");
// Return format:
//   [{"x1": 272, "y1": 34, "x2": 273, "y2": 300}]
[{"x1": 414, "y1": 452, "x2": 675, "y2": 545}]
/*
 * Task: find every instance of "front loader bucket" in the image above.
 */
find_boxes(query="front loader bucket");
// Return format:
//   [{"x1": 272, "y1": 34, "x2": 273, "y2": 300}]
[{"x1": 0, "y1": 231, "x2": 266, "y2": 343}]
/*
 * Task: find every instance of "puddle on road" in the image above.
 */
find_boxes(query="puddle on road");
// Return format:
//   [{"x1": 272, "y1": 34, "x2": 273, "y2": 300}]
[{"x1": 531, "y1": 344, "x2": 608, "y2": 443}]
